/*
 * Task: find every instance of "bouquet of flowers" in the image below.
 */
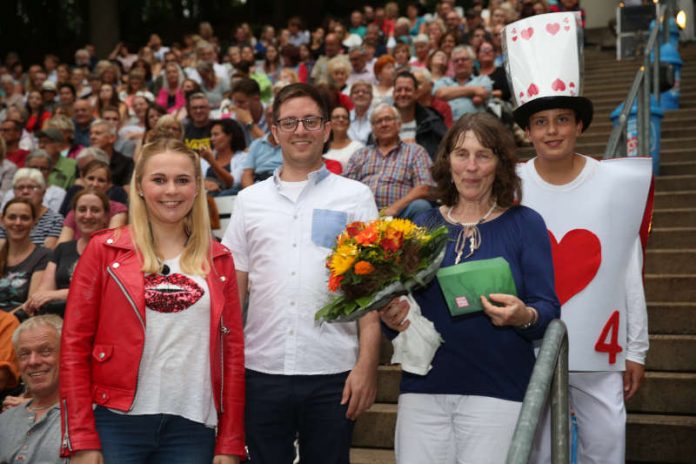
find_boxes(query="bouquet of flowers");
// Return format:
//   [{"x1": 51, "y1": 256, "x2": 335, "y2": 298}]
[{"x1": 315, "y1": 217, "x2": 448, "y2": 323}]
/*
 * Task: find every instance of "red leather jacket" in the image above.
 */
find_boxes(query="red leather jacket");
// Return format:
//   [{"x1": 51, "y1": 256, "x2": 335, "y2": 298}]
[{"x1": 59, "y1": 227, "x2": 245, "y2": 458}]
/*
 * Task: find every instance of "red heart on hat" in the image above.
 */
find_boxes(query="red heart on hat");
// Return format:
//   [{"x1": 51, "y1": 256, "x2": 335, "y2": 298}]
[
  {"x1": 563, "y1": 17, "x2": 570, "y2": 23},
  {"x1": 564, "y1": 25, "x2": 570, "y2": 31},
  {"x1": 552, "y1": 78, "x2": 566, "y2": 92},
  {"x1": 527, "y1": 83, "x2": 539, "y2": 97},
  {"x1": 569, "y1": 82, "x2": 576, "y2": 88},
  {"x1": 546, "y1": 23, "x2": 560, "y2": 35},
  {"x1": 512, "y1": 35, "x2": 518, "y2": 41},
  {"x1": 521, "y1": 27, "x2": 534, "y2": 40}
]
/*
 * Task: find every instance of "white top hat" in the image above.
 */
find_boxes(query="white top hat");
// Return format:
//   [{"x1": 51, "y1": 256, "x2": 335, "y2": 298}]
[{"x1": 503, "y1": 12, "x2": 593, "y2": 130}]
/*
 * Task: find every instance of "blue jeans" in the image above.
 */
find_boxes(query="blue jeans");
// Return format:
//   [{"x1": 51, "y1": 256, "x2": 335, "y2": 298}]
[
  {"x1": 245, "y1": 369, "x2": 354, "y2": 464},
  {"x1": 94, "y1": 407, "x2": 215, "y2": 464},
  {"x1": 397, "y1": 199, "x2": 433, "y2": 220}
]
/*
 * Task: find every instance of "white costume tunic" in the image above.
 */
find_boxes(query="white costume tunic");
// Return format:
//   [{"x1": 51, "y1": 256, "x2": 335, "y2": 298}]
[{"x1": 518, "y1": 155, "x2": 652, "y2": 372}]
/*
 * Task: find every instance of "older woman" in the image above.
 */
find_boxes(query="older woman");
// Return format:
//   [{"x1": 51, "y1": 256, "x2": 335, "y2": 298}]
[
  {"x1": 327, "y1": 56, "x2": 352, "y2": 97},
  {"x1": 372, "y1": 54, "x2": 396, "y2": 109},
  {"x1": 0, "y1": 168, "x2": 64, "y2": 249},
  {"x1": 379, "y1": 113, "x2": 560, "y2": 463},
  {"x1": 25, "y1": 189, "x2": 110, "y2": 317}
]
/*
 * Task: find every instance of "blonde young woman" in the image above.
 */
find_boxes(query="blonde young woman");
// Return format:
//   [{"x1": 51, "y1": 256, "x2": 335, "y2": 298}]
[{"x1": 60, "y1": 138, "x2": 245, "y2": 464}]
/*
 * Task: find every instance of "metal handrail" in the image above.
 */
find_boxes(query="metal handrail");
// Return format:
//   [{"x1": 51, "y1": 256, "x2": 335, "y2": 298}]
[
  {"x1": 506, "y1": 320, "x2": 569, "y2": 464},
  {"x1": 605, "y1": 3, "x2": 667, "y2": 160}
]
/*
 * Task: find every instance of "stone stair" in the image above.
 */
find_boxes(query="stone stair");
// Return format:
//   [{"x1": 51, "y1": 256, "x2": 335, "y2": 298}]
[{"x1": 350, "y1": 44, "x2": 696, "y2": 463}]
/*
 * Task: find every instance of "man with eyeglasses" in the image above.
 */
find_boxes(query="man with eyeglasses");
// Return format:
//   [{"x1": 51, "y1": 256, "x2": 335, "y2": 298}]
[
  {"x1": 223, "y1": 83, "x2": 380, "y2": 464},
  {"x1": 183, "y1": 93, "x2": 213, "y2": 152},
  {"x1": 0, "y1": 315, "x2": 63, "y2": 464},
  {"x1": 89, "y1": 119, "x2": 133, "y2": 187},
  {"x1": 346, "y1": 103, "x2": 434, "y2": 219},
  {"x1": 346, "y1": 47, "x2": 375, "y2": 88},
  {"x1": 433, "y1": 45, "x2": 492, "y2": 121}
]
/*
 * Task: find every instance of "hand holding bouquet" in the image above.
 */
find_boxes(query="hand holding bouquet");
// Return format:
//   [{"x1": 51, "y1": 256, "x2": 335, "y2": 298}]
[{"x1": 315, "y1": 217, "x2": 448, "y2": 323}]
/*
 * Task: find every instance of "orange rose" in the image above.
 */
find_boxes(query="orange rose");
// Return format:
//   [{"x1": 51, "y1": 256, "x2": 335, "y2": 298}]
[
  {"x1": 355, "y1": 225, "x2": 378, "y2": 245},
  {"x1": 354, "y1": 261, "x2": 375, "y2": 275}
]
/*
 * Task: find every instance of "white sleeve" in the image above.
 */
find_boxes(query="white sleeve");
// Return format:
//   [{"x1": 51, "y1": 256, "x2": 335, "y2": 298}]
[
  {"x1": 221, "y1": 193, "x2": 249, "y2": 272},
  {"x1": 625, "y1": 237, "x2": 649, "y2": 365},
  {"x1": 354, "y1": 185, "x2": 379, "y2": 222}
]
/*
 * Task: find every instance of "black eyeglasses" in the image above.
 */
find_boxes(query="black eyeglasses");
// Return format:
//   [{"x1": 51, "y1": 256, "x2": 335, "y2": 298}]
[{"x1": 275, "y1": 116, "x2": 324, "y2": 132}]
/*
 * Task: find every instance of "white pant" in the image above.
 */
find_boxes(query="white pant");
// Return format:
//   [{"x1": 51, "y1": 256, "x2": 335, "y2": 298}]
[
  {"x1": 531, "y1": 371, "x2": 626, "y2": 464},
  {"x1": 395, "y1": 393, "x2": 522, "y2": 464}
]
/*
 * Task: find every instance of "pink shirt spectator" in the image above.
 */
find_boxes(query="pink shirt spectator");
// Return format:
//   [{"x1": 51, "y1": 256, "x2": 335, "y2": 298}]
[{"x1": 63, "y1": 200, "x2": 128, "y2": 240}]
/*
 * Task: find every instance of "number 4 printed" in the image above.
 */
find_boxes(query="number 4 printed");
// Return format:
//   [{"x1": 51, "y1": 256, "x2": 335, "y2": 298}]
[{"x1": 595, "y1": 310, "x2": 623, "y2": 364}]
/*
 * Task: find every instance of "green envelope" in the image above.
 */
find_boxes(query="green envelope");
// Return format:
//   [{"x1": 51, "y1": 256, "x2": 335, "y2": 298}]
[{"x1": 436, "y1": 257, "x2": 518, "y2": 316}]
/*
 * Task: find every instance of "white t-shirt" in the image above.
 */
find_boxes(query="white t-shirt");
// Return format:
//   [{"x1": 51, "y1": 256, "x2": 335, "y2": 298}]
[
  {"x1": 323, "y1": 140, "x2": 364, "y2": 174},
  {"x1": 127, "y1": 256, "x2": 217, "y2": 427}
]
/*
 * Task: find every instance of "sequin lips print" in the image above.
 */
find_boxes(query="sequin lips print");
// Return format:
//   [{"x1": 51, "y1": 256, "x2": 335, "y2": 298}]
[{"x1": 144, "y1": 273, "x2": 204, "y2": 313}]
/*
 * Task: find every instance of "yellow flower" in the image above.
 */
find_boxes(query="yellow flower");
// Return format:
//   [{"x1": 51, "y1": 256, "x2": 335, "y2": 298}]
[
  {"x1": 329, "y1": 243, "x2": 358, "y2": 276},
  {"x1": 387, "y1": 218, "x2": 417, "y2": 238}
]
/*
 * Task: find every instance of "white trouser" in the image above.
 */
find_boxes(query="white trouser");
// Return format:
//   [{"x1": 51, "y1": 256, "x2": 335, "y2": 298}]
[
  {"x1": 395, "y1": 393, "x2": 522, "y2": 464},
  {"x1": 531, "y1": 371, "x2": 626, "y2": 464}
]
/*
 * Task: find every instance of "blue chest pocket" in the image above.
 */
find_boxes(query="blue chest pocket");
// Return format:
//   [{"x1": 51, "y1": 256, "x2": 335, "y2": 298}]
[{"x1": 312, "y1": 209, "x2": 348, "y2": 249}]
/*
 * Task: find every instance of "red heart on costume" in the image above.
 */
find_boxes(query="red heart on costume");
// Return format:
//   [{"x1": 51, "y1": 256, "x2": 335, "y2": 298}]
[
  {"x1": 512, "y1": 35, "x2": 518, "y2": 41},
  {"x1": 527, "y1": 83, "x2": 539, "y2": 97},
  {"x1": 519, "y1": 91, "x2": 524, "y2": 98},
  {"x1": 552, "y1": 78, "x2": 566, "y2": 91},
  {"x1": 548, "y1": 229, "x2": 602, "y2": 306},
  {"x1": 564, "y1": 26, "x2": 570, "y2": 31},
  {"x1": 563, "y1": 17, "x2": 570, "y2": 23},
  {"x1": 546, "y1": 23, "x2": 560, "y2": 35},
  {"x1": 569, "y1": 82, "x2": 576, "y2": 88},
  {"x1": 521, "y1": 27, "x2": 534, "y2": 40}
]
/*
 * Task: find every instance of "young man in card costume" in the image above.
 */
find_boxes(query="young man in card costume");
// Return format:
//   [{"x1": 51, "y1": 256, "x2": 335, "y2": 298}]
[{"x1": 504, "y1": 12, "x2": 654, "y2": 463}]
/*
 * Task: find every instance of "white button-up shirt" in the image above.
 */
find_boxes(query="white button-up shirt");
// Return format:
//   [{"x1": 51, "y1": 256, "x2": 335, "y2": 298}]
[{"x1": 223, "y1": 167, "x2": 378, "y2": 375}]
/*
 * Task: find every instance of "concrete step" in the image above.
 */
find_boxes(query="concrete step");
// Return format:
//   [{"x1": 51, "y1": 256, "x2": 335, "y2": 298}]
[
  {"x1": 645, "y1": 274, "x2": 696, "y2": 301},
  {"x1": 350, "y1": 448, "x2": 395, "y2": 464},
  {"x1": 655, "y1": 175, "x2": 696, "y2": 192},
  {"x1": 652, "y1": 208, "x2": 696, "y2": 228},
  {"x1": 627, "y1": 414, "x2": 696, "y2": 463},
  {"x1": 375, "y1": 365, "x2": 400, "y2": 404},
  {"x1": 648, "y1": 227, "x2": 696, "y2": 249},
  {"x1": 627, "y1": 372, "x2": 696, "y2": 415},
  {"x1": 648, "y1": 302, "x2": 696, "y2": 335},
  {"x1": 653, "y1": 190, "x2": 696, "y2": 209},
  {"x1": 660, "y1": 161, "x2": 696, "y2": 176},
  {"x1": 353, "y1": 403, "x2": 397, "y2": 449},
  {"x1": 646, "y1": 335, "x2": 696, "y2": 372},
  {"x1": 645, "y1": 249, "x2": 696, "y2": 274},
  {"x1": 575, "y1": 137, "x2": 696, "y2": 153},
  {"x1": 355, "y1": 408, "x2": 696, "y2": 462}
]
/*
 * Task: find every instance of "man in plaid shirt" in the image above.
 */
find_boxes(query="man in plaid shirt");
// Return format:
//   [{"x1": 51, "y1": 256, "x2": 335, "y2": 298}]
[{"x1": 345, "y1": 103, "x2": 435, "y2": 219}]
